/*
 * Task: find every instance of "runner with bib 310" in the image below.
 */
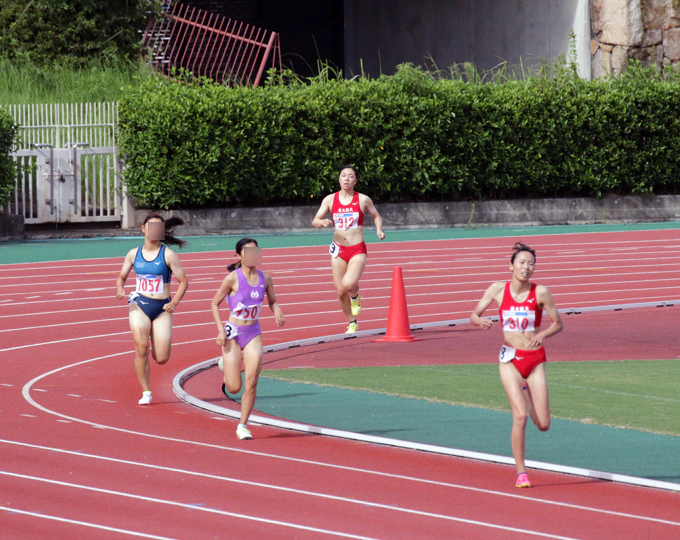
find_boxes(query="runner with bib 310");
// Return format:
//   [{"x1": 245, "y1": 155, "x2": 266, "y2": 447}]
[
  {"x1": 470, "y1": 242, "x2": 563, "y2": 489},
  {"x1": 312, "y1": 165, "x2": 385, "y2": 334},
  {"x1": 210, "y1": 238, "x2": 285, "y2": 440}
]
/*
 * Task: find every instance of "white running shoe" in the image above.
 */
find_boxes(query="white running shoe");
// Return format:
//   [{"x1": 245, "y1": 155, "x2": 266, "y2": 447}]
[
  {"x1": 138, "y1": 391, "x2": 152, "y2": 405},
  {"x1": 236, "y1": 424, "x2": 252, "y2": 440},
  {"x1": 218, "y1": 357, "x2": 224, "y2": 372}
]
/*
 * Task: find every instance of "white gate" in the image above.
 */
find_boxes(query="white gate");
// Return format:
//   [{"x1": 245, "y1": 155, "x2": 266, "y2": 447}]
[{"x1": 3, "y1": 103, "x2": 128, "y2": 225}]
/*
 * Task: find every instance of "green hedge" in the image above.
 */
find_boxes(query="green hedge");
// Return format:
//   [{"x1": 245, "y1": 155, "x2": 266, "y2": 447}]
[
  {"x1": 0, "y1": 107, "x2": 17, "y2": 206},
  {"x1": 119, "y1": 63, "x2": 680, "y2": 209}
]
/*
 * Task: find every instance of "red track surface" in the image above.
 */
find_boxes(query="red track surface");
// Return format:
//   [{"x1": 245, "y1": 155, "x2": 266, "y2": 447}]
[{"x1": 1, "y1": 229, "x2": 679, "y2": 538}]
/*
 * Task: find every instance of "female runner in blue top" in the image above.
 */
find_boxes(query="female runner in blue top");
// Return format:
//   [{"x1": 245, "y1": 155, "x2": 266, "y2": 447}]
[
  {"x1": 210, "y1": 238, "x2": 285, "y2": 440},
  {"x1": 116, "y1": 214, "x2": 189, "y2": 405}
]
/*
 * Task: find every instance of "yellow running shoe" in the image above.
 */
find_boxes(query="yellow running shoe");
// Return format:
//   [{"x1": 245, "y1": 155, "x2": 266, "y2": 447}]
[
  {"x1": 350, "y1": 294, "x2": 361, "y2": 316},
  {"x1": 345, "y1": 320, "x2": 359, "y2": 334}
]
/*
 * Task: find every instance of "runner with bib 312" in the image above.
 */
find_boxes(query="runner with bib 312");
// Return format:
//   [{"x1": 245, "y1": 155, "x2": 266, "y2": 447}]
[
  {"x1": 312, "y1": 165, "x2": 385, "y2": 334},
  {"x1": 470, "y1": 242, "x2": 563, "y2": 489}
]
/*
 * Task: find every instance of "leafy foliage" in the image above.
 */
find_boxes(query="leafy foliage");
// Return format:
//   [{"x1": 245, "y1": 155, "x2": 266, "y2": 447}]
[
  {"x1": 118, "y1": 62, "x2": 680, "y2": 209},
  {"x1": 0, "y1": 0, "x2": 160, "y2": 65},
  {"x1": 0, "y1": 107, "x2": 17, "y2": 206}
]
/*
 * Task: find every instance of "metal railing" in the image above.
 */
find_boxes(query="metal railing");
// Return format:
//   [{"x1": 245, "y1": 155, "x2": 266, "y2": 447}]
[{"x1": 142, "y1": 1, "x2": 282, "y2": 87}]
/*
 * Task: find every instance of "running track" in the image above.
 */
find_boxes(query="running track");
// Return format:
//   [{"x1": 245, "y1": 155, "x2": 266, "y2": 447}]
[{"x1": 1, "y1": 229, "x2": 679, "y2": 539}]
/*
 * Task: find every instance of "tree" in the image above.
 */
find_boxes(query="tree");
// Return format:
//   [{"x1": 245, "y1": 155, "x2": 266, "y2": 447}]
[{"x1": 0, "y1": 0, "x2": 160, "y2": 65}]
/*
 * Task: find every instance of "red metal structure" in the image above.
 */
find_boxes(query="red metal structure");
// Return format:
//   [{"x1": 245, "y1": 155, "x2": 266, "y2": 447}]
[{"x1": 142, "y1": 1, "x2": 282, "y2": 87}]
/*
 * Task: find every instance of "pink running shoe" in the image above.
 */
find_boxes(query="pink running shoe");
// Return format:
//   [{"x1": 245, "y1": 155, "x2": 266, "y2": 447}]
[{"x1": 516, "y1": 472, "x2": 532, "y2": 488}]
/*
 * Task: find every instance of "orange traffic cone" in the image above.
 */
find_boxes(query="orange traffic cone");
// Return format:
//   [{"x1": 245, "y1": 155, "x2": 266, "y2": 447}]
[{"x1": 373, "y1": 267, "x2": 423, "y2": 342}]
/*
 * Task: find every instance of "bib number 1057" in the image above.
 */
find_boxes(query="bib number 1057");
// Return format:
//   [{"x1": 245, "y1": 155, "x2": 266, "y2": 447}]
[{"x1": 136, "y1": 274, "x2": 162, "y2": 294}]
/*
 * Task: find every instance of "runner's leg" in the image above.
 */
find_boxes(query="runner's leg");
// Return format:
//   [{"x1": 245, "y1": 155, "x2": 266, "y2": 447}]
[
  {"x1": 499, "y1": 362, "x2": 530, "y2": 474},
  {"x1": 129, "y1": 305, "x2": 152, "y2": 392},
  {"x1": 239, "y1": 334, "x2": 264, "y2": 425}
]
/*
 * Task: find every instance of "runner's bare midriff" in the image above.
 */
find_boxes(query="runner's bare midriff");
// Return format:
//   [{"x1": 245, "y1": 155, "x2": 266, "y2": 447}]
[
  {"x1": 503, "y1": 330, "x2": 541, "y2": 350},
  {"x1": 333, "y1": 227, "x2": 364, "y2": 246}
]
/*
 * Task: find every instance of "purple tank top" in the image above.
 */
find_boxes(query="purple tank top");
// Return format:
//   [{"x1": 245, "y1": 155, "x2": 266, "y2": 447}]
[{"x1": 228, "y1": 268, "x2": 266, "y2": 321}]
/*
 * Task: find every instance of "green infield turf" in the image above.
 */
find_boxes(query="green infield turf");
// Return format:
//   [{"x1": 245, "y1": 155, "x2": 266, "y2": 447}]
[{"x1": 263, "y1": 359, "x2": 680, "y2": 437}]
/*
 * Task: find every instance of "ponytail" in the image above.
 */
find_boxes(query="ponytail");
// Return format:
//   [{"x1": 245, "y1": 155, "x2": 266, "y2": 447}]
[
  {"x1": 226, "y1": 260, "x2": 242, "y2": 273},
  {"x1": 142, "y1": 213, "x2": 188, "y2": 249}
]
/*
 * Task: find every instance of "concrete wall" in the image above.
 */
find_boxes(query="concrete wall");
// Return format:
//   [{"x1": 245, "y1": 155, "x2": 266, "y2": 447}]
[
  {"x1": 344, "y1": 0, "x2": 591, "y2": 78},
  {"x1": 0, "y1": 215, "x2": 24, "y2": 241},
  {"x1": 132, "y1": 195, "x2": 680, "y2": 235}
]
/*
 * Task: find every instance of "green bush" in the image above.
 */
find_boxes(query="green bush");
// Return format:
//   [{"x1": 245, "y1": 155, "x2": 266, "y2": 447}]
[
  {"x1": 0, "y1": 107, "x2": 17, "y2": 206},
  {"x1": 119, "y1": 62, "x2": 680, "y2": 209},
  {"x1": 0, "y1": 0, "x2": 160, "y2": 66}
]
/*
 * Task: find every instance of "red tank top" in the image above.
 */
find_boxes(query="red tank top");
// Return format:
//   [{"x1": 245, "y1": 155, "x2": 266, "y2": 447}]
[
  {"x1": 331, "y1": 191, "x2": 364, "y2": 231},
  {"x1": 499, "y1": 282, "x2": 542, "y2": 332}
]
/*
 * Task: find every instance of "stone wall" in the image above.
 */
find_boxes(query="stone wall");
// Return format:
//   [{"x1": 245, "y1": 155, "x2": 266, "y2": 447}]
[{"x1": 591, "y1": 0, "x2": 680, "y2": 77}]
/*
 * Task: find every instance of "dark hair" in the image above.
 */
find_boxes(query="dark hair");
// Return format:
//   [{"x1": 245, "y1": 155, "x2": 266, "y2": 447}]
[
  {"x1": 143, "y1": 213, "x2": 187, "y2": 248},
  {"x1": 227, "y1": 237, "x2": 259, "y2": 272},
  {"x1": 511, "y1": 242, "x2": 536, "y2": 263},
  {"x1": 339, "y1": 165, "x2": 358, "y2": 179}
]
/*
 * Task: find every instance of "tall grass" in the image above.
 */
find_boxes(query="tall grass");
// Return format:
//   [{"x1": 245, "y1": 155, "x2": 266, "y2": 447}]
[{"x1": 0, "y1": 56, "x2": 154, "y2": 104}]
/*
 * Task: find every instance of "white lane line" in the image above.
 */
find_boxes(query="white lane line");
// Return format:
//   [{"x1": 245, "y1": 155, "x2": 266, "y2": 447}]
[
  {"x1": 4, "y1": 276, "x2": 679, "y2": 333},
  {"x1": 0, "y1": 505, "x2": 175, "y2": 540},
  {"x1": 0, "y1": 472, "x2": 375, "y2": 540},
  {"x1": 2, "y1": 262, "x2": 680, "y2": 306},
  {"x1": 16, "y1": 343, "x2": 680, "y2": 529},
  {"x1": 550, "y1": 383, "x2": 680, "y2": 403},
  {"x1": 3, "y1": 251, "x2": 680, "y2": 288},
  {"x1": 1, "y1": 267, "x2": 679, "y2": 321},
  {"x1": 0, "y1": 383, "x2": 14, "y2": 387},
  {"x1": 3, "y1": 297, "x2": 677, "y2": 354},
  {"x1": 5, "y1": 301, "x2": 678, "y2": 357},
  {"x1": 66, "y1": 394, "x2": 81, "y2": 398},
  {"x1": 1, "y1": 231, "x2": 679, "y2": 272},
  {"x1": 19, "y1": 414, "x2": 36, "y2": 418}
]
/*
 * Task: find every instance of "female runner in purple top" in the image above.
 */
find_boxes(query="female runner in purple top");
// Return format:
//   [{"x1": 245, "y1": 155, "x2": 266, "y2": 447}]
[{"x1": 210, "y1": 238, "x2": 285, "y2": 440}]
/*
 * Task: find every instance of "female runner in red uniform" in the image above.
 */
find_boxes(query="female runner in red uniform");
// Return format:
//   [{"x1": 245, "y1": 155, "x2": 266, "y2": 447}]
[
  {"x1": 116, "y1": 214, "x2": 189, "y2": 405},
  {"x1": 312, "y1": 166, "x2": 385, "y2": 333},
  {"x1": 470, "y1": 242, "x2": 563, "y2": 488}
]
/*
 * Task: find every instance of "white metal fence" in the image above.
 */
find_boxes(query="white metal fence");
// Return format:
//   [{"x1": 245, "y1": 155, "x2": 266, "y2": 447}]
[{"x1": 2, "y1": 102, "x2": 127, "y2": 225}]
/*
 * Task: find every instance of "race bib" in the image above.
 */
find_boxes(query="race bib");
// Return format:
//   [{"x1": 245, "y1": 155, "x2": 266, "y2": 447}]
[
  {"x1": 333, "y1": 212, "x2": 359, "y2": 231},
  {"x1": 232, "y1": 302, "x2": 261, "y2": 321},
  {"x1": 224, "y1": 321, "x2": 239, "y2": 339},
  {"x1": 329, "y1": 242, "x2": 340, "y2": 258},
  {"x1": 499, "y1": 345, "x2": 516, "y2": 363},
  {"x1": 502, "y1": 309, "x2": 536, "y2": 332},
  {"x1": 136, "y1": 274, "x2": 163, "y2": 294}
]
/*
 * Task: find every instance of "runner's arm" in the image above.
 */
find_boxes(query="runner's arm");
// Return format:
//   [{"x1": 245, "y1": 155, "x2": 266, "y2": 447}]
[
  {"x1": 211, "y1": 274, "x2": 236, "y2": 338},
  {"x1": 312, "y1": 196, "x2": 333, "y2": 228},
  {"x1": 364, "y1": 196, "x2": 385, "y2": 240},
  {"x1": 265, "y1": 272, "x2": 285, "y2": 327},
  {"x1": 115, "y1": 250, "x2": 135, "y2": 300},
  {"x1": 164, "y1": 249, "x2": 188, "y2": 312},
  {"x1": 470, "y1": 282, "x2": 504, "y2": 330},
  {"x1": 527, "y1": 286, "x2": 564, "y2": 348}
]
